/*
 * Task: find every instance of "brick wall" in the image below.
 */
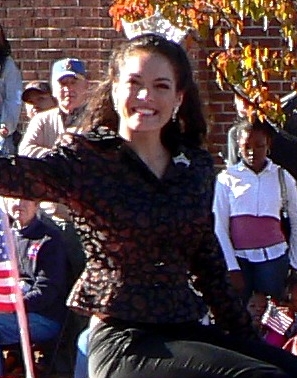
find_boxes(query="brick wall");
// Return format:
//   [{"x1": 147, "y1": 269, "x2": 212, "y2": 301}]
[{"x1": 0, "y1": 1, "x2": 292, "y2": 166}]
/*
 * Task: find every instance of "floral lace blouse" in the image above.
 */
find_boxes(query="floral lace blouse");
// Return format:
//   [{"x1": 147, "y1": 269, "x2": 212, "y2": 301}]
[{"x1": 0, "y1": 135, "x2": 254, "y2": 336}]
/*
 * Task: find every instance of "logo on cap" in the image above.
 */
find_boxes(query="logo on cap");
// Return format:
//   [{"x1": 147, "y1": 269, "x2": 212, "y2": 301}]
[{"x1": 63, "y1": 59, "x2": 72, "y2": 71}]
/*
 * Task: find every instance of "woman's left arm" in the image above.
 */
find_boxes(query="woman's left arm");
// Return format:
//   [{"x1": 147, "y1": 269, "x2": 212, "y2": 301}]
[{"x1": 190, "y1": 219, "x2": 257, "y2": 339}]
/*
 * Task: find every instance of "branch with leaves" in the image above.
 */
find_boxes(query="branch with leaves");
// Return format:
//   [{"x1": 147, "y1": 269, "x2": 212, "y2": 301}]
[{"x1": 109, "y1": 0, "x2": 297, "y2": 125}]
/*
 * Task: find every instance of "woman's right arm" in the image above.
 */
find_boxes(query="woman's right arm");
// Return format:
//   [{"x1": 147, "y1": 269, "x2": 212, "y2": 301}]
[{"x1": 212, "y1": 172, "x2": 240, "y2": 271}]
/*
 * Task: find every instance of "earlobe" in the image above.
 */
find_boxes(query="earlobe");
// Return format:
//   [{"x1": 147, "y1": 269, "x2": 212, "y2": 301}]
[{"x1": 176, "y1": 93, "x2": 184, "y2": 108}]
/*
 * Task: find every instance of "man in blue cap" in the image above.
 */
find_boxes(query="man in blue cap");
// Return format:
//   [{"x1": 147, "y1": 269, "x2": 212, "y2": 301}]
[{"x1": 19, "y1": 58, "x2": 89, "y2": 158}]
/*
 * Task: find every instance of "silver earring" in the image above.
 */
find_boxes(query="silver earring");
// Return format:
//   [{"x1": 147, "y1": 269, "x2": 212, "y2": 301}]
[
  {"x1": 113, "y1": 100, "x2": 118, "y2": 113},
  {"x1": 172, "y1": 106, "x2": 179, "y2": 122}
]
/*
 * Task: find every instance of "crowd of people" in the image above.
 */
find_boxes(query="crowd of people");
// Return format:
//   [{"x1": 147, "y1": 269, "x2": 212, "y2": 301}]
[{"x1": 0, "y1": 18, "x2": 297, "y2": 378}]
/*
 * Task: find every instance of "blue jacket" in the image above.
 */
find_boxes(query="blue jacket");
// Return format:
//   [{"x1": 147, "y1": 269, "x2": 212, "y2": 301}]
[{"x1": 13, "y1": 216, "x2": 68, "y2": 324}]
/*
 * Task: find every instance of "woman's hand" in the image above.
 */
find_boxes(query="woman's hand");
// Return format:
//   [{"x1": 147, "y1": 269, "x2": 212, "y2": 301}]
[{"x1": 53, "y1": 132, "x2": 75, "y2": 150}]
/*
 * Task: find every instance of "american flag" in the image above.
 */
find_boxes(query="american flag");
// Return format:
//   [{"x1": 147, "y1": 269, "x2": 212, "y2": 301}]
[
  {"x1": 27, "y1": 235, "x2": 51, "y2": 260},
  {"x1": 261, "y1": 303, "x2": 294, "y2": 335},
  {"x1": 0, "y1": 216, "x2": 17, "y2": 312},
  {"x1": 0, "y1": 207, "x2": 36, "y2": 377}
]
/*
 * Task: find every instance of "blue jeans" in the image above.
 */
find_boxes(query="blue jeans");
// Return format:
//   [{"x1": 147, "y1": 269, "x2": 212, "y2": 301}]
[
  {"x1": 74, "y1": 327, "x2": 89, "y2": 378},
  {"x1": 238, "y1": 253, "x2": 290, "y2": 302},
  {"x1": 0, "y1": 312, "x2": 61, "y2": 375}
]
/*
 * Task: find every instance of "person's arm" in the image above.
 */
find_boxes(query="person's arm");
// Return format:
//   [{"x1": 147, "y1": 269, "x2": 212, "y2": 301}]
[
  {"x1": 284, "y1": 170, "x2": 297, "y2": 270},
  {"x1": 190, "y1": 221, "x2": 256, "y2": 338},
  {"x1": 18, "y1": 114, "x2": 53, "y2": 158},
  {"x1": 0, "y1": 57, "x2": 22, "y2": 135},
  {"x1": 0, "y1": 135, "x2": 90, "y2": 212},
  {"x1": 212, "y1": 173, "x2": 240, "y2": 271},
  {"x1": 213, "y1": 175, "x2": 246, "y2": 294}
]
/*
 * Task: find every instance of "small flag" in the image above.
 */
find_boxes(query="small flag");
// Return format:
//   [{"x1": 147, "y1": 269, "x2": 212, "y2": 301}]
[
  {"x1": 0, "y1": 221, "x2": 17, "y2": 312},
  {"x1": 0, "y1": 204, "x2": 36, "y2": 377},
  {"x1": 262, "y1": 303, "x2": 294, "y2": 335},
  {"x1": 27, "y1": 236, "x2": 51, "y2": 260}
]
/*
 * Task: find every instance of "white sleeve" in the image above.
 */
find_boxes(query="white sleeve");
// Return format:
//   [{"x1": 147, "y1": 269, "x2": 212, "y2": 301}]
[
  {"x1": 284, "y1": 170, "x2": 297, "y2": 269},
  {"x1": 212, "y1": 173, "x2": 240, "y2": 271},
  {"x1": 18, "y1": 116, "x2": 51, "y2": 158}
]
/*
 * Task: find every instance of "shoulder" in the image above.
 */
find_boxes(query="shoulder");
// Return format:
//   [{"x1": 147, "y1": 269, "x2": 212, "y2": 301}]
[
  {"x1": 274, "y1": 163, "x2": 297, "y2": 186},
  {"x1": 183, "y1": 146, "x2": 214, "y2": 167},
  {"x1": 3, "y1": 56, "x2": 19, "y2": 71},
  {"x1": 33, "y1": 218, "x2": 63, "y2": 241},
  {"x1": 58, "y1": 132, "x2": 122, "y2": 157},
  {"x1": 28, "y1": 108, "x2": 60, "y2": 127},
  {"x1": 216, "y1": 164, "x2": 240, "y2": 185},
  {"x1": 36, "y1": 107, "x2": 60, "y2": 121}
]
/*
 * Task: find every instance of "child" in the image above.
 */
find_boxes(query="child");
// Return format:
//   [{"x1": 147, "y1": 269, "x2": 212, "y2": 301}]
[{"x1": 246, "y1": 292, "x2": 268, "y2": 337}]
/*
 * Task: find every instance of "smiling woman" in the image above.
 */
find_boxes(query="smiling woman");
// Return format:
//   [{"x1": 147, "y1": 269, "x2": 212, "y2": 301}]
[
  {"x1": 0, "y1": 34, "x2": 294, "y2": 378},
  {"x1": 112, "y1": 51, "x2": 183, "y2": 138}
]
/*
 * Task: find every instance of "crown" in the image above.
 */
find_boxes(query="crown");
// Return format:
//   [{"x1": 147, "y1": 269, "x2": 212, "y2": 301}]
[{"x1": 121, "y1": 11, "x2": 189, "y2": 44}]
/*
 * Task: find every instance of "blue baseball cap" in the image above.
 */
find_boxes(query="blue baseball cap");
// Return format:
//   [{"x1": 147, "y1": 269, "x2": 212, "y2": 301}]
[{"x1": 51, "y1": 58, "x2": 86, "y2": 83}]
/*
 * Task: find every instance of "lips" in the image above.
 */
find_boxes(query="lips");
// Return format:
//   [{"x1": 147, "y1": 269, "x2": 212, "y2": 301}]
[{"x1": 133, "y1": 107, "x2": 156, "y2": 116}]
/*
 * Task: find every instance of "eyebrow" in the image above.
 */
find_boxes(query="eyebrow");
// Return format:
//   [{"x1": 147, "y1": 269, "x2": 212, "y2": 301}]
[{"x1": 128, "y1": 74, "x2": 173, "y2": 83}]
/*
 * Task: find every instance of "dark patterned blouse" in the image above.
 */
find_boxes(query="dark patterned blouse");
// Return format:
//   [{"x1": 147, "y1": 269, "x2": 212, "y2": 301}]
[{"x1": 0, "y1": 135, "x2": 254, "y2": 336}]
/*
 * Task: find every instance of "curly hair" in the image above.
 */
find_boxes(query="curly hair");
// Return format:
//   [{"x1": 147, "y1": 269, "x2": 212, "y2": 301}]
[{"x1": 81, "y1": 34, "x2": 207, "y2": 152}]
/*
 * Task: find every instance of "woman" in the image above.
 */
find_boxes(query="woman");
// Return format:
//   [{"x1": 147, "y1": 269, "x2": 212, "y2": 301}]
[
  {"x1": 213, "y1": 118, "x2": 297, "y2": 303},
  {"x1": 0, "y1": 23, "x2": 22, "y2": 155},
  {"x1": 0, "y1": 34, "x2": 295, "y2": 377}
]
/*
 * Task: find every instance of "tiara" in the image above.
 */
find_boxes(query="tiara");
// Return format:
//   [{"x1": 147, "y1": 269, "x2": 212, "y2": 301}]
[{"x1": 121, "y1": 11, "x2": 189, "y2": 44}]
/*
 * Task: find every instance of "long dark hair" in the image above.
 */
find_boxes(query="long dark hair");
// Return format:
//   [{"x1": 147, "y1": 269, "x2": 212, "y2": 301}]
[
  {"x1": 82, "y1": 34, "x2": 207, "y2": 151},
  {"x1": 0, "y1": 24, "x2": 11, "y2": 76}
]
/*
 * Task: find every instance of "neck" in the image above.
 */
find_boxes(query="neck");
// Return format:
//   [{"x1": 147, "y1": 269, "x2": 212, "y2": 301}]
[
  {"x1": 122, "y1": 131, "x2": 170, "y2": 179},
  {"x1": 242, "y1": 159, "x2": 268, "y2": 174}
]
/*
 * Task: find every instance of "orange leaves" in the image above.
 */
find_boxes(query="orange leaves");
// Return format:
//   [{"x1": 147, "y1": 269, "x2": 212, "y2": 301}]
[
  {"x1": 109, "y1": 0, "x2": 154, "y2": 30},
  {"x1": 109, "y1": 0, "x2": 297, "y2": 125}
]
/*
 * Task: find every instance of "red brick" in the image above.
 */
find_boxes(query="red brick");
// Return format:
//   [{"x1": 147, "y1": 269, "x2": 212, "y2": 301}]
[{"x1": 0, "y1": 1, "x2": 293, "y2": 166}]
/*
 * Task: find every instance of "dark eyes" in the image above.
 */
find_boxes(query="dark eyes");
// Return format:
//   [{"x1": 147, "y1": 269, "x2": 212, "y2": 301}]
[
  {"x1": 126, "y1": 79, "x2": 171, "y2": 90},
  {"x1": 156, "y1": 83, "x2": 170, "y2": 89}
]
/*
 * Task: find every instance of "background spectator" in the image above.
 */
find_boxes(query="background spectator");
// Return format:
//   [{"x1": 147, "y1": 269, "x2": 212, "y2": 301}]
[
  {"x1": 0, "y1": 23, "x2": 22, "y2": 156},
  {"x1": 0, "y1": 197, "x2": 68, "y2": 375},
  {"x1": 22, "y1": 81, "x2": 57, "y2": 121},
  {"x1": 213, "y1": 119, "x2": 297, "y2": 302}
]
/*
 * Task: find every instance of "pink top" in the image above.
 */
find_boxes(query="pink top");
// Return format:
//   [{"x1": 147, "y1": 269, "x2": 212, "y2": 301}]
[{"x1": 230, "y1": 215, "x2": 285, "y2": 249}]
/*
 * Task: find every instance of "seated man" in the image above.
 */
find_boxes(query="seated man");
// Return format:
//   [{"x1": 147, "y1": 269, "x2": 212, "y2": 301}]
[{"x1": 0, "y1": 197, "x2": 68, "y2": 375}]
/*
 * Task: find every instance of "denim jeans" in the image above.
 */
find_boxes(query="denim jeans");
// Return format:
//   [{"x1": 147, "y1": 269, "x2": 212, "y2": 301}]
[
  {"x1": 238, "y1": 253, "x2": 290, "y2": 302},
  {"x1": 88, "y1": 321, "x2": 296, "y2": 378},
  {"x1": 0, "y1": 312, "x2": 61, "y2": 375},
  {"x1": 74, "y1": 327, "x2": 89, "y2": 378}
]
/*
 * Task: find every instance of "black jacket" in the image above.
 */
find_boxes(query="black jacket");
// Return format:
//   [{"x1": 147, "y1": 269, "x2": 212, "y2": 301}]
[{"x1": 13, "y1": 216, "x2": 68, "y2": 323}]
